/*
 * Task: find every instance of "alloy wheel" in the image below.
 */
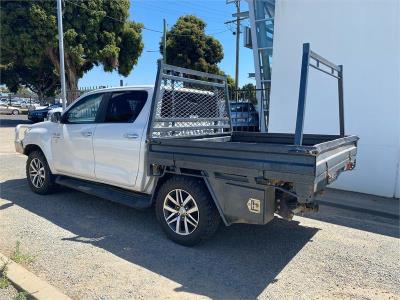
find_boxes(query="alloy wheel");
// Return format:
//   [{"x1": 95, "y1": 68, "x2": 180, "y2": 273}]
[
  {"x1": 29, "y1": 158, "x2": 46, "y2": 188},
  {"x1": 163, "y1": 189, "x2": 199, "y2": 235}
]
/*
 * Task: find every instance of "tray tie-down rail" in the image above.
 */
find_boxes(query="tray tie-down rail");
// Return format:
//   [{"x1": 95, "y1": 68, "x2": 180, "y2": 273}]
[{"x1": 294, "y1": 43, "x2": 345, "y2": 145}]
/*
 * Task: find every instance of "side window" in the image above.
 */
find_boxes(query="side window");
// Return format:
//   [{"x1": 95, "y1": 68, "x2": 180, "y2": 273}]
[
  {"x1": 105, "y1": 91, "x2": 147, "y2": 123},
  {"x1": 65, "y1": 93, "x2": 103, "y2": 124}
]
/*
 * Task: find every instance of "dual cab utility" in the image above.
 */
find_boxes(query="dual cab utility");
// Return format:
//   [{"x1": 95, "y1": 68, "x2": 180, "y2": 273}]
[{"x1": 15, "y1": 44, "x2": 358, "y2": 245}]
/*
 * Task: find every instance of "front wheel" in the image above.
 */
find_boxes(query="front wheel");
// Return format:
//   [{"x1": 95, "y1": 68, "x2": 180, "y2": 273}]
[
  {"x1": 155, "y1": 176, "x2": 220, "y2": 246},
  {"x1": 26, "y1": 150, "x2": 55, "y2": 194},
  {"x1": 12, "y1": 110, "x2": 19, "y2": 115}
]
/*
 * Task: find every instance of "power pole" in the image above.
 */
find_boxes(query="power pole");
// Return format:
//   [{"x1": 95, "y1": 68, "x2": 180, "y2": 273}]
[
  {"x1": 56, "y1": 0, "x2": 67, "y2": 111},
  {"x1": 235, "y1": 0, "x2": 240, "y2": 98},
  {"x1": 163, "y1": 19, "x2": 167, "y2": 63},
  {"x1": 226, "y1": 0, "x2": 242, "y2": 101}
]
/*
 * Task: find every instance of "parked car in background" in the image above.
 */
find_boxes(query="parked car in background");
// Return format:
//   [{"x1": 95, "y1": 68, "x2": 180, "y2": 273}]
[
  {"x1": 27, "y1": 102, "x2": 41, "y2": 110},
  {"x1": 46, "y1": 106, "x2": 63, "y2": 121},
  {"x1": 17, "y1": 100, "x2": 35, "y2": 109},
  {"x1": 28, "y1": 103, "x2": 62, "y2": 123},
  {"x1": 0, "y1": 104, "x2": 22, "y2": 115},
  {"x1": 230, "y1": 102, "x2": 259, "y2": 131},
  {"x1": 0, "y1": 98, "x2": 39, "y2": 110}
]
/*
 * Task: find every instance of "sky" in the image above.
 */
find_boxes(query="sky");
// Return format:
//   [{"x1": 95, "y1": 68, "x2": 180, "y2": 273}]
[{"x1": 79, "y1": 0, "x2": 255, "y2": 89}]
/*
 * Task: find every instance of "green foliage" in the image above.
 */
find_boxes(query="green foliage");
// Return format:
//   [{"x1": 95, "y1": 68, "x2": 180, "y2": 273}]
[
  {"x1": 161, "y1": 15, "x2": 224, "y2": 74},
  {"x1": 14, "y1": 291, "x2": 29, "y2": 300},
  {"x1": 0, "y1": 260, "x2": 9, "y2": 289},
  {"x1": 0, "y1": 0, "x2": 144, "y2": 101},
  {"x1": 226, "y1": 74, "x2": 236, "y2": 98},
  {"x1": 1, "y1": 57, "x2": 59, "y2": 100},
  {"x1": 10, "y1": 241, "x2": 35, "y2": 265},
  {"x1": 241, "y1": 83, "x2": 257, "y2": 104}
]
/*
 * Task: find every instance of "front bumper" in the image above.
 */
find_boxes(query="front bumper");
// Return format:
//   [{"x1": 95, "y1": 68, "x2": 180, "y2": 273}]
[
  {"x1": 14, "y1": 124, "x2": 31, "y2": 154},
  {"x1": 15, "y1": 140, "x2": 24, "y2": 154}
]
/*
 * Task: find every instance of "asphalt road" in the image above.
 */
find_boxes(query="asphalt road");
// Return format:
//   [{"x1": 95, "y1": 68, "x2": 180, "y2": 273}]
[{"x1": 0, "y1": 115, "x2": 399, "y2": 300}]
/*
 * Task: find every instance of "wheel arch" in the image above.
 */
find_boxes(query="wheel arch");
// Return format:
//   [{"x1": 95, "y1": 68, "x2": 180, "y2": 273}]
[
  {"x1": 24, "y1": 144, "x2": 44, "y2": 156},
  {"x1": 23, "y1": 143, "x2": 57, "y2": 174}
]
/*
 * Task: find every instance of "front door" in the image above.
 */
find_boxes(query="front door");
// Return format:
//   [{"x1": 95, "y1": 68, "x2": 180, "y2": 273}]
[
  {"x1": 52, "y1": 93, "x2": 104, "y2": 178},
  {"x1": 93, "y1": 90, "x2": 148, "y2": 187}
]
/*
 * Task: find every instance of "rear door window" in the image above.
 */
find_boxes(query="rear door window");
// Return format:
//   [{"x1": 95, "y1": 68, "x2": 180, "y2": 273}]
[{"x1": 104, "y1": 91, "x2": 148, "y2": 123}]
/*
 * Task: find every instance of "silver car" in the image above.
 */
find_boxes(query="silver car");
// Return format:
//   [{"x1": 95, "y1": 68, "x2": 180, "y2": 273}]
[{"x1": 0, "y1": 104, "x2": 22, "y2": 115}]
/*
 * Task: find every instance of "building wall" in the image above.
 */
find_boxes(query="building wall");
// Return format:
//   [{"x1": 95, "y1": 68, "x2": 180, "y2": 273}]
[{"x1": 269, "y1": 0, "x2": 400, "y2": 198}]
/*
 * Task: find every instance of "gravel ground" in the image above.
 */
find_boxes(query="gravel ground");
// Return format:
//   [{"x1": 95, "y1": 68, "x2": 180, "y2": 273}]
[
  {"x1": 0, "y1": 284, "x2": 19, "y2": 300},
  {"x1": 0, "y1": 116, "x2": 399, "y2": 299}
]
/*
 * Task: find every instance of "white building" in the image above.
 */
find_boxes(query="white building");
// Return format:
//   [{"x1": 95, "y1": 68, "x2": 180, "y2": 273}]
[{"x1": 267, "y1": 0, "x2": 399, "y2": 198}]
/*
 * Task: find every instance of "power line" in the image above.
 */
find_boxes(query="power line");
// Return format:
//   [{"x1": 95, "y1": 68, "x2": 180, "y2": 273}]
[
  {"x1": 135, "y1": 1, "x2": 226, "y2": 23},
  {"x1": 176, "y1": 1, "x2": 230, "y2": 18},
  {"x1": 136, "y1": 1, "x2": 226, "y2": 18},
  {"x1": 64, "y1": 0, "x2": 229, "y2": 37}
]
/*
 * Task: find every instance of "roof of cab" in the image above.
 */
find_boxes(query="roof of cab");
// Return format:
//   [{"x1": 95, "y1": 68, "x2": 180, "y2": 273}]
[{"x1": 89, "y1": 85, "x2": 154, "y2": 93}]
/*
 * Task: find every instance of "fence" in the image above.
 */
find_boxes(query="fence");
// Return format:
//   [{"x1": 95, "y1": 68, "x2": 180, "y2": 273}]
[
  {"x1": 0, "y1": 93, "x2": 40, "y2": 107},
  {"x1": 66, "y1": 85, "x2": 109, "y2": 104}
]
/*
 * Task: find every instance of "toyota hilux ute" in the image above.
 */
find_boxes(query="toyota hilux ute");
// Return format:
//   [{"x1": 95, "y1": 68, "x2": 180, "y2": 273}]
[{"x1": 15, "y1": 44, "x2": 358, "y2": 246}]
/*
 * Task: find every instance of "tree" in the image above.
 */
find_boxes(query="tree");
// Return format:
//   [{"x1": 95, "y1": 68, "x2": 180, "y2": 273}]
[
  {"x1": 241, "y1": 83, "x2": 257, "y2": 104},
  {"x1": 226, "y1": 75, "x2": 236, "y2": 100},
  {"x1": 161, "y1": 15, "x2": 224, "y2": 74},
  {"x1": 1, "y1": 57, "x2": 59, "y2": 101},
  {"x1": 0, "y1": 0, "x2": 144, "y2": 102}
]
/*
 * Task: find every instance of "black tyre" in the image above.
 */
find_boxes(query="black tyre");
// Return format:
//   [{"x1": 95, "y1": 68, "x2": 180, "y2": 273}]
[
  {"x1": 26, "y1": 150, "x2": 55, "y2": 195},
  {"x1": 155, "y1": 176, "x2": 220, "y2": 246},
  {"x1": 12, "y1": 110, "x2": 19, "y2": 115}
]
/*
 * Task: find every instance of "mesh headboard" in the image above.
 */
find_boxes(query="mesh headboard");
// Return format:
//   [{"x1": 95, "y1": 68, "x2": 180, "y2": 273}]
[{"x1": 148, "y1": 61, "x2": 231, "y2": 139}]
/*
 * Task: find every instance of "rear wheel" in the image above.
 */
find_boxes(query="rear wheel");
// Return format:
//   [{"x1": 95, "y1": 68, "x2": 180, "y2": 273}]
[
  {"x1": 12, "y1": 110, "x2": 19, "y2": 115},
  {"x1": 26, "y1": 150, "x2": 55, "y2": 194},
  {"x1": 156, "y1": 176, "x2": 220, "y2": 246}
]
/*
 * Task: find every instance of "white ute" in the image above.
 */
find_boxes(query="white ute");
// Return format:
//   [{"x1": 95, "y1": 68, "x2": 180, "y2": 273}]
[{"x1": 15, "y1": 58, "x2": 358, "y2": 246}]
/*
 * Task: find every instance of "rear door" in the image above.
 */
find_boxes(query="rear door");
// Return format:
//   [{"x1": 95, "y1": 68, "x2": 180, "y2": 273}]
[{"x1": 93, "y1": 90, "x2": 148, "y2": 188}]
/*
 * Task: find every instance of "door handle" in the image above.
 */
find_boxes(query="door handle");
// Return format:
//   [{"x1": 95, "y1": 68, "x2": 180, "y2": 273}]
[
  {"x1": 52, "y1": 133, "x2": 61, "y2": 138},
  {"x1": 81, "y1": 131, "x2": 92, "y2": 137},
  {"x1": 124, "y1": 133, "x2": 139, "y2": 139}
]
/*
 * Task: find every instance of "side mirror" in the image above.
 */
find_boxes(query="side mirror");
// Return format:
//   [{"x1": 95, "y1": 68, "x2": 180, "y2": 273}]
[{"x1": 50, "y1": 112, "x2": 61, "y2": 123}]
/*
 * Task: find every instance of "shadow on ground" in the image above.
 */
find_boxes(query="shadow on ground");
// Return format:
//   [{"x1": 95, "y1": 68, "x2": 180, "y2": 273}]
[
  {"x1": 1, "y1": 178, "x2": 318, "y2": 299},
  {"x1": 305, "y1": 203, "x2": 399, "y2": 239},
  {"x1": 0, "y1": 116, "x2": 31, "y2": 128}
]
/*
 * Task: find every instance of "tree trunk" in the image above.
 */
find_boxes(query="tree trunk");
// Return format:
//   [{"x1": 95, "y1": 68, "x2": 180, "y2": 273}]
[
  {"x1": 46, "y1": 47, "x2": 79, "y2": 105},
  {"x1": 37, "y1": 91, "x2": 44, "y2": 102},
  {"x1": 66, "y1": 72, "x2": 78, "y2": 104}
]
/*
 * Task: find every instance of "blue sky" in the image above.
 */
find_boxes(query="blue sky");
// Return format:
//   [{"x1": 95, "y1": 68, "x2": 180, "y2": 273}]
[{"x1": 79, "y1": 0, "x2": 255, "y2": 89}]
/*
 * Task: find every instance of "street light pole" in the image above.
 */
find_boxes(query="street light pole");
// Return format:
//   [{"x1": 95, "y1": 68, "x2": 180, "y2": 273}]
[{"x1": 56, "y1": 0, "x2": 67, "y2": 111}]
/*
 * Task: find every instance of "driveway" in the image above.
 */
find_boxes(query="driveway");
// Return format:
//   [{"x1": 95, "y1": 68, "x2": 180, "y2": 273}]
[{"x1": 0, "y1": 115, "x2": 399, "y2": 299}]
